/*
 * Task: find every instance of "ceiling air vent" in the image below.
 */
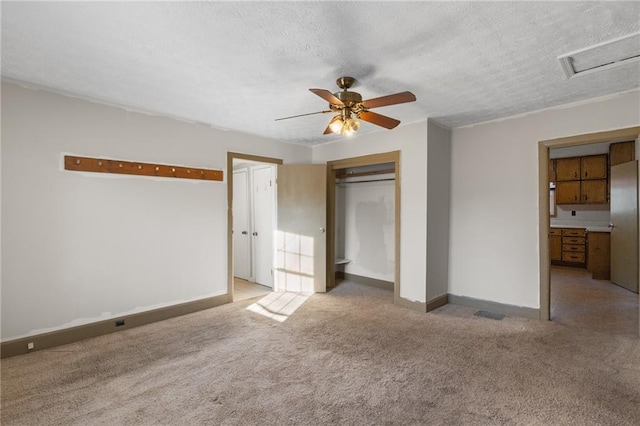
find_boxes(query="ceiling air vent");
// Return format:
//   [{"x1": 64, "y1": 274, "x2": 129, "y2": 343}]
[{"x1": 558, "y1": 31, "x2": 640, "y2": 79}]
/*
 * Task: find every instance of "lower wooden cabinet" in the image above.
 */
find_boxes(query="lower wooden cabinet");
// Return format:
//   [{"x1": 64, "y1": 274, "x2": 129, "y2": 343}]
[
  {"x1": 550, "y1": 229, "x2": 562, "y2": 261},
  {"x1": 550, "y1": 228, "x2": 586, "y2": 267},
  {"x1": 587, "y1": 232, "x2": 610, "y2": 280},
  {"x1": 551, "y1": 227, "x2": 611, "y2": 279}
]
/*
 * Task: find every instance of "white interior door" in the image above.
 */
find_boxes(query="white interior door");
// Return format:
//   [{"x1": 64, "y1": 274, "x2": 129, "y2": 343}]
[
  {"x1": 252, "y1": 166, "x2": 275, "y2": 288},
  {"x1": 610, "y1": 160, "x2": 639, "y2": 293},
  {"x1": 276, "y1": 164, "x2": 327, "y2": 293},
  {"x1": 233, "y1": 170, "x2": 251, "y2": 280}
]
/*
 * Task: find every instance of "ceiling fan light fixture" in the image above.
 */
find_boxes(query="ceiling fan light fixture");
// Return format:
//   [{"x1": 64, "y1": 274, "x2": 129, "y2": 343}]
[
  {"x1": 341, "y1": 117, "x2": 360, "y2": 137},
  {"x1": 328, "y1": 116, "x2": 344, "y2": 134}
]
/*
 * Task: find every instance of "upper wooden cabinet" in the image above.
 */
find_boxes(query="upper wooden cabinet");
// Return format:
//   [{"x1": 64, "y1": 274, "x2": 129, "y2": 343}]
[
  {"x1": 581, "y1": 154, "x2": 607, "y2": 180},
  {"x1": 556, "y1": 157, "x2": 581, "y2": 181},
  {"x1": 609, "y1": 141, "x2": 635, "y2": 167},
  {"x1": 581, "y1": 180, "x2": 607, "y2": 203},
  {"x1": 554, "y1": 154, "x2": 609, "y2": 205},
  {"x1": 556, "y1": 181, "x2": 581, "y2": 204}
]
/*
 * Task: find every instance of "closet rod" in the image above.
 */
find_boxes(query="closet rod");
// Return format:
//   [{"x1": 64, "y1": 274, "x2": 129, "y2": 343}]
[{"x1": 338, "y1": 178, "x2": 396, "y2": 184}]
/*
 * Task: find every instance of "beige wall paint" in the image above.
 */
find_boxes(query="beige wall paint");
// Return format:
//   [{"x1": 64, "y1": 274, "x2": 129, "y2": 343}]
[
  {"x1": 449, "y1": 90, "x2": 640, "y2": 309},
  {"x1": 1, "y1": 83, "x2": 311, "y2": 341}
]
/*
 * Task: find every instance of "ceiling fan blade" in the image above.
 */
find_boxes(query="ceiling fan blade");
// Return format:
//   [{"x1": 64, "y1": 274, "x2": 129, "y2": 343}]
[
  {"x1": 275, "y1": 110, "x2": 332, "y2": 121},
  {"x1": 358, "y1": 111, "x2": 401, "y2": 129},
  {"x1": 309, "y1": 88, "x2": 345, "y2": 106},
  {"x1": 362, "y1": 91, "x2": 416, "y2": 109}
]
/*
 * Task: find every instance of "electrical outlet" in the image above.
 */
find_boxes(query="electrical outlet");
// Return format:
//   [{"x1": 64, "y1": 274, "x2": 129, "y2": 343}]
[
  {"x1": 27, "y1": 342, "x2": 34, "y2": 350},
  {"x1": 571, "y1": 211, "x2": 576, "y2": 216}
]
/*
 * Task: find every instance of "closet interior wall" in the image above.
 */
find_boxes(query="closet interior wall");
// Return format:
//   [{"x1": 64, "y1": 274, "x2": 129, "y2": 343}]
[{"x1": 335, "y1": 164, "x2": 396, "y2": 286}]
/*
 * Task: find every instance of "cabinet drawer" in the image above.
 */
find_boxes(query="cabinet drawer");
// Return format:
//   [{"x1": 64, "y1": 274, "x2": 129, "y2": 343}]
[
  {"x1": 562, "y1": 229, "x2": 586, "y2": 237},
  {"x1": 549, "y1": 228, "x2": 562, "y2": 236},
  {"x1": 562, "y1": 252, "x2": 585, "y2": 263},
  {"x1": 562, "y1": 244, "x2": 585, "y2": 253},
  {"x1": 562, "y1": 236, "x2": 585, "y2": 245}
]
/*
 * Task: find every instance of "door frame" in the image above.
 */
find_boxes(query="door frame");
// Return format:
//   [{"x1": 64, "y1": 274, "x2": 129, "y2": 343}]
[
  {"x1": 326, "y1": 151, "x2": 401, "y2": 304},
  {"x1": 227, "y1": 152, "x2": 283, "y2": 302},
  {"x1": 538, "y1": 127, "x2": 640, "y2": 321},
  {"x1": 232, "y1": 168, "x2": 251, "y2": 281}
]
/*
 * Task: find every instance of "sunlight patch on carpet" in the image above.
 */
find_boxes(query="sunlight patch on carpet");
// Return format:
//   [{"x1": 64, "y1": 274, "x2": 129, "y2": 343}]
[{"x1": 246, "y1": 291, "x2": 311, "y2": 322}]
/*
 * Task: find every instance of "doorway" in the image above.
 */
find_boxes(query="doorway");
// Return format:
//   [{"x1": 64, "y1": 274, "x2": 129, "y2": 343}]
[
  {"x1": 326, "y1": 151, "x2": 401, "y2": 304},
  {"x1": 539, "y1": 127, "x2": 640, "y2": 334},
  {"x1": 227, "y1": 153, "x2": 282, "y2": 302}
]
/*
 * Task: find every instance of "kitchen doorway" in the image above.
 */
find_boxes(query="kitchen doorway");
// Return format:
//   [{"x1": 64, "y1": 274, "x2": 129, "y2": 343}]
[{"x1": 539, "y1": 128, "x2": 639, "y2": 335}]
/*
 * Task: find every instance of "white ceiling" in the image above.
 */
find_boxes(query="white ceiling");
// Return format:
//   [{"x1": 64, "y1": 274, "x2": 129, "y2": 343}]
[{"x1": 2, "y1": 1, "x2": 639, "y2": 146}]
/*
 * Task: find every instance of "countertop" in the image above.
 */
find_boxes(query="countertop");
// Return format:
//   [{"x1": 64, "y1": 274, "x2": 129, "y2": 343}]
[{"x1": 550, "y1": 224, "x2": 611, "y2": 233}]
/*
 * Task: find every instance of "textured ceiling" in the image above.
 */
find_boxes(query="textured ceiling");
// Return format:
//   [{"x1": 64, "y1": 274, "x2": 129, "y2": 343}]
[{"x1": 2, "y1": 1, "x2": 639, "y2": 145}]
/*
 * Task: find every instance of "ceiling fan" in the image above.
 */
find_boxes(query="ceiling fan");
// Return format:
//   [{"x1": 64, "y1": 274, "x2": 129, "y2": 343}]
[{"x1": 275, "y1": 76, "x2": 416, "y2": 137}]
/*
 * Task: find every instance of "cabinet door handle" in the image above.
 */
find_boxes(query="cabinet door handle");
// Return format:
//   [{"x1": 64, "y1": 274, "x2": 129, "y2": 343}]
[
  {"x1": 241, "y1": 231, "x2": 248, "y2": 235},
  {"x1": 252, "y1": 232, "x2": 258, "y2": 236}
]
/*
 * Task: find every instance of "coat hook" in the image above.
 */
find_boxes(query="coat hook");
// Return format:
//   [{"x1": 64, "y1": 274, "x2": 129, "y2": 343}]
[
  {"x1": 155, "y1": 166, "x2": 160, "y2": 171},
  {"x1": 98, "y1": 161, "x2": 103, "y2": 166},
  {"x1": 119, "y1": 163, "x2": 123, "y2": 168},
  {"x1": 138, "y1": 165, "x2": 143, "y2": 170},
  {"x1": 172, "y1": 168, "x2": 176, "y2": 172},
  {"x1": 75, "y1": 159, "x2": 81, "y2": 165}
]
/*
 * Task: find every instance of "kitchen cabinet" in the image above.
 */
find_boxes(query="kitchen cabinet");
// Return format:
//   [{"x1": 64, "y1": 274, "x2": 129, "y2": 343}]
[
  {"x1": 549, "y1": 228, "x2": 562, "y2": 261},
  {"x1": 556, "y1": 157, "x2": 581, "y2": 181},
  {"x1": 580, "y1": 180, "x2": 607, "y2": 203},
  {"x1": 555, "y1": 154, "x2": 608, "y2": 205},
  {"x1": 609, "y1": 141, "x2": 635, "y2": 167},
  {"x1": 555, "y1": 181, "x2": 580, "y2": 204},
  {"x1": 550, "y1": 228, "x2": 586, "y2": 266},
  {"x1": 581, "y1": 154, "x2": 607, "y2": 180},
  {"x1": 587, "y1": 232, "x2": 610, "y2": 280}
]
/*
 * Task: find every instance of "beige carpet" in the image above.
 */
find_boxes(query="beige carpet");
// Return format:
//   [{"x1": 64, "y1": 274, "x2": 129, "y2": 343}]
[{"x1": 2, "y1": 281, "x2": 639, "y2": 425}]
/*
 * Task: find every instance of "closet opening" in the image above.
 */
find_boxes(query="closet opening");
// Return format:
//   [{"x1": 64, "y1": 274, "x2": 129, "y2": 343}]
[{"x1": 327, "y1": 151, "x2": 400, "y2": 303}]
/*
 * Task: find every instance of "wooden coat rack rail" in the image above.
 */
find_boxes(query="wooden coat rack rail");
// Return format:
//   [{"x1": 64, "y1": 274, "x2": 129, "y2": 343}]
[{"x1": 64, "y1": 155, "x2": 223, "y2": 182}]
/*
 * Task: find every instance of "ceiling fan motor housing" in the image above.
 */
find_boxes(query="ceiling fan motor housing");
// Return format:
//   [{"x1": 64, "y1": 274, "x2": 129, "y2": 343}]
[{"x1": 333, "y1": 90, "x2": 363, "y2": 108}]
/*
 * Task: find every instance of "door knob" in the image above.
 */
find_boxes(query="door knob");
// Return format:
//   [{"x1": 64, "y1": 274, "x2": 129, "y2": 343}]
[
  {"x1": 608, "y1": 223, "x2": 614, "y2": 229},
  {"x1": 241, "y1": 231, "x2": 248, "y2": 235},
  {"x1": 320, "y1": 227, "x2": 326, "y2": 233}
]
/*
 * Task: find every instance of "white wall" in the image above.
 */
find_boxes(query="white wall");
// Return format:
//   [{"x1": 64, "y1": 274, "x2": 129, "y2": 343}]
[
  {"x1": 551, "y1": 204, "x2": 610, "y2": 227},
  {"x1": 450, "y1": 90, "x2": 640, "y2": 309},
  {"x1": 313, "y1": 121, "x2": 429, "y2": 302},
  {"x1": 1, "y1": 83, "x2": 311, "y2": 341},
  {"x1": 339, "y1": 179, "x2": 395, "y2": 282}
]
